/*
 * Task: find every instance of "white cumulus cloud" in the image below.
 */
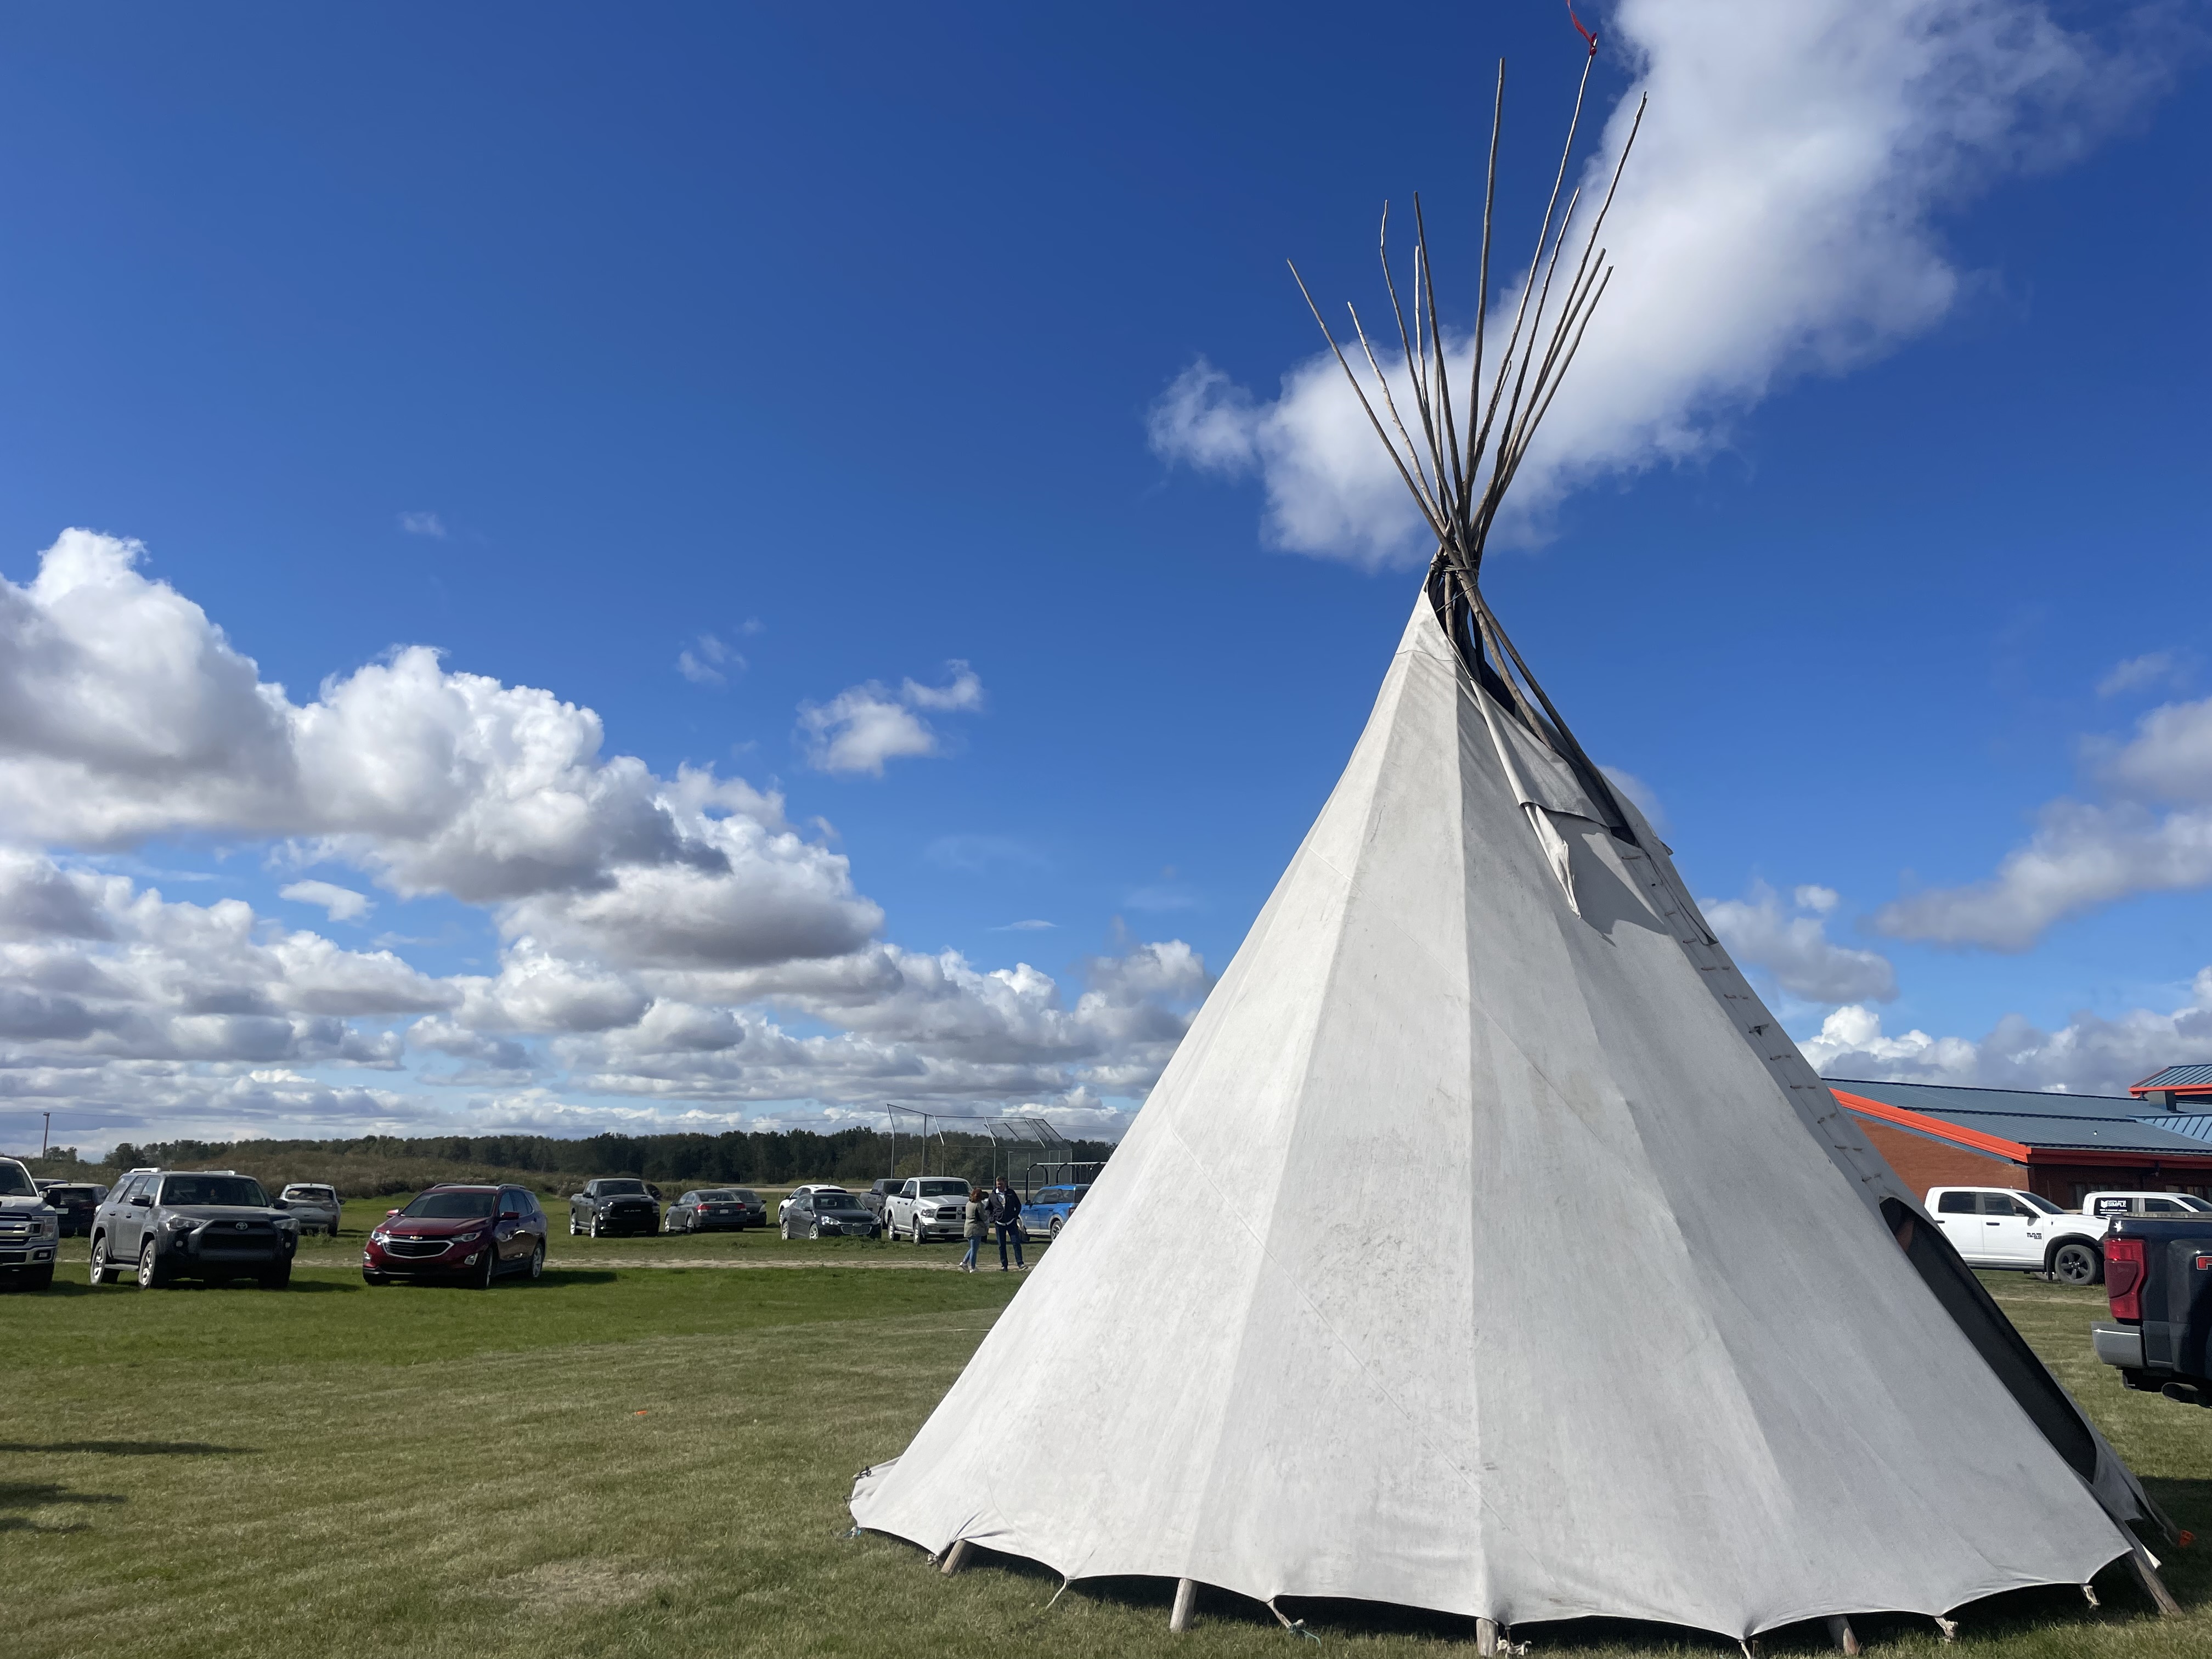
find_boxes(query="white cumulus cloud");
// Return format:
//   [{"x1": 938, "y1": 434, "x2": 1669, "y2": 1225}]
[
  {"x1": 279, "y1": 879, "x2": 373, "y2": 923},
  {"x1": 1706, "y1": 879, "x2": 1898, "y2": 1004},
  {"x1": 1805, "y1": 968, "x2": 2212, "y2": 1095},
  {"x1": 1149, "y1": 0, "x2": 2166, "y2": 565},
  {"x1": 798, "y1": 662, "x2": 983, "y2": 776},
  {"x1": 1874, "y1": 695, "x2": 2212, "y2": 950}
]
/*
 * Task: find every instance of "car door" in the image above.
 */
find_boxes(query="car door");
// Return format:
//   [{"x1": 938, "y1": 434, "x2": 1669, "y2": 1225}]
[
  {"x1": 111, "y1": 1175, "x2": 153, "y2": 1257},
  {"x1": 1930, "y1": 1189, "x2": 1987, "y2": 1258},
  {"x1": 1976, "y1": 1192, "x2": 2038, "y2": 1265}
]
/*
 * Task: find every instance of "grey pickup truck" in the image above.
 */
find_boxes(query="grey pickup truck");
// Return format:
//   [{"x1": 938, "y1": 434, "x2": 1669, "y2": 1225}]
[{"x1": 2092, "y1": 1214, "x2": 2212, "y2": 1408}]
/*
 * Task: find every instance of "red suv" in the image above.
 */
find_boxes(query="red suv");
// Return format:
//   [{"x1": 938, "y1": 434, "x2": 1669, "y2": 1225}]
[{"x1": 363, "y1": 1183, "x2": 548, "y2": 1288}]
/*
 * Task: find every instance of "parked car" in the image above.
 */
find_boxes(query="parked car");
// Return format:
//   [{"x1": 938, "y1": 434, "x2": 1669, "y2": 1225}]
[
  {"x1": 1925, "y1": 1186, "x2": 2108, "y2": 1284},
  {"x1": 781, "y1": 1188, "x2": 881, "y2": 1239},
  {"x1": 665, "y1": 1188, "x2": 760, "y2": 1233},
  {"x1": 776, "y1": 1182, "x2": 849, "y2": 1225},
  {"x1": 364, "y1": 1184, "x2": 548, "y2": 1287},
  {"x1": 2083, "y1": 1191, "x2": 2212, "y2": 1220},
  {"x1": 1025, "y1": 1182, "x2": 1091, "y2": 1240},
  {"x1": 2091, "y1": 1212, "x2": 2212, "y2": 1407},
  {"x1": 278, "y1": 1183, "x2": 343, "y2": 1235},
  {"x1": 568, "y1": 1178, "x2": 660, "y2": 1237},
  {"x1": 0, "y1": 1157, "x2": 59, "y2": 1291},
  {"x1": 89, "y1": 1169, "x2": 300, "y2": 1289},
  {"x1": 883, "y1": 1177, "x2": 973, "y2": 1244},
  {"x1": 861, "y1": 1178, "x2": 905, "y2": 1222},
  {"x1": 36, "y1": 1181, "x2": 106, "y2": 1239}
]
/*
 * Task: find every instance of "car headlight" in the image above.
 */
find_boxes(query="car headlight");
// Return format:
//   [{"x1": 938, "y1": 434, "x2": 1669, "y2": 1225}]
[
  {"x1": 369, "y1": 1229, "x2": 390, "y2": 1245},
  {"x1": 35, "y1": 1216, "x2": 57, "y2": 1237},
  {"x1": 453, "y1": 1229, "x2": 483, "y2": 1243},
  {"x1": 163, "y1": 1215, "x2": 198, "y2": 1231}
]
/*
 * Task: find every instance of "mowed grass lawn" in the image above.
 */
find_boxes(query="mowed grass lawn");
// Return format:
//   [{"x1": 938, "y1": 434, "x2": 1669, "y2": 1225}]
[{"x1": 6, "y1": 1221, "x2": 2209, "y2": 1659}]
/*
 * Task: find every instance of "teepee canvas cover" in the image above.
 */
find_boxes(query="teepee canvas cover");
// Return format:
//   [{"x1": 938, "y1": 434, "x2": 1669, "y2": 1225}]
[{"x1": 851, "y1": 57, "x2": 2166, "y2": 1643}]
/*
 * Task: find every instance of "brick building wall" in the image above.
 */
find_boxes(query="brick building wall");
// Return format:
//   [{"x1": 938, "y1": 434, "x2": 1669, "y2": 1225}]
[{"x1": 1849, "y1": 1116, "x2": 2023, "y2": 1199}]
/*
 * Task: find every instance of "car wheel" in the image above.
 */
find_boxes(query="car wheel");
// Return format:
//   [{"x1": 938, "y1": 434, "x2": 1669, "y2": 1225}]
[
  {"x1": 780, "y1": 1218, "x2": 792, "y2": 1240},
  {"x1": 808, "y1": 1221, "x2": 821, "y2": 1240},
  {"x1": 527, "y1": 1241, "x2": 545, "y2": 1280},
  {"x1": 1049, "y1": 1217, "x2": 1063, "y2": 1239},
  {"x1": 568, "y1": 1213, "x2": 581, "y2": 1237},
  {"x1": 910, "y1": 1218, "x2": 923, "y2": 1245},
  {"x1": 363, "y1": 1270, "x2": 389, "y2": 1285},
  {"x1": 24, "y1": 1265, "x2": 54, "y2": 1292},
  {"x1": 473, "y1": 1244, "x2": 498, "y2": 1290},
  {"x1": 2052, "y1": 1242, "x2": 2102, "y2": 1286},
  {"x1": 89, "y1": 1233, "x2": 116, "y2": 1285},
  {"x1": 260, "y1": 1263, "x2": 292, "y2": 1290},
  {"x1": 137, "y1": 1238, "x2": 168, "y2": 1290},
  {"x1": 589, "y1": 1213, "x2": 603, "y2": 1239}
]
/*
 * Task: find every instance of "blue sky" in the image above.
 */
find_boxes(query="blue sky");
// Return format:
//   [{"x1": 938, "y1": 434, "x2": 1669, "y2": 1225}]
[{"x1": 0, "y1": 2, "x2": 2205, "y2": 1155}]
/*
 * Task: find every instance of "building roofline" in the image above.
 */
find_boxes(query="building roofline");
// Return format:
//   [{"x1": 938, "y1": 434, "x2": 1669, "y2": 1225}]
[{"x1": 1830, "y1": 1088, "x2": 2212, "y2": 1165}]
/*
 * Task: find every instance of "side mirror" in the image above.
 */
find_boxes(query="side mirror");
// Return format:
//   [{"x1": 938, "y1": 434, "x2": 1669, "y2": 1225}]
[
  {"x1": 499, "y1": 1209, "x2": 520, "y2": 1220},
  {"x1": 272, "y1": 1199, "x2": 290, "y2": 1209},
  {"x1": 386, "y1": 1208, "x2": 402, "y2": 1218},
  {"x1": 130, "y1": 1193, "x2": 153, "y2": 1207}
]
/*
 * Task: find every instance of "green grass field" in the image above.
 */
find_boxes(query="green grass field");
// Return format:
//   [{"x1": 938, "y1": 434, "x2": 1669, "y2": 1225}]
[{"x1": 7, "y1": 1224, "x2": 2207, "y2": 1659}]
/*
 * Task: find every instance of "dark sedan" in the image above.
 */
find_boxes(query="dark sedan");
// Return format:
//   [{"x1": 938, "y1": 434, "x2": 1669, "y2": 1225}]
[
  {"x1": 780, "y1": 1189, "x2": 881, "y2": 1240},
  {"x1": 665, "y1": 1188, "x2": 761, "y2": 1233},
  {"x1": 38, "y1": 1182, "x2": 106, "y2": 1238},
  {"x1": 363, "y1": 1184, "x2": 547, "y2": 1288}
]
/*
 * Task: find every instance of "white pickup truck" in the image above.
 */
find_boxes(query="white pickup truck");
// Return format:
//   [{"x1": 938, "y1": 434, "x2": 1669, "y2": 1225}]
[
  {"x1": 883, "y1": 1177, "x2": 973, "y2": 1244},
  {"x1": 1926, "y1": 1187, "x2": 2108, "y2": 1285},
  {"x1": 2082, "y1": 1190, "x2": 2212, "y2": 1220}
]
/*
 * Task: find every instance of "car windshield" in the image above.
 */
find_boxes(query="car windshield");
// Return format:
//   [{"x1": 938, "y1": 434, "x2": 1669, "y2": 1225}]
[
  {"x1": 161, "y1": 1175, "x2": 268, "y2": 1207},
  {"x1": 0, "y1": 1161, "x2": 37, "y2": 1197},
  {"x1": 2182, "y1": 1196, "x2": 2212, "y2": 1213},
  {"x1": 284, "y1": 1186, "x2": 333, "y2": 1199},
  {"x1": 49, "y1": 1185, "x2": 96, "y2": 1201},
  {"x1": 402, "y1": 1190, "x2": 496, "y2": 1219},
  {"x1": 599, "y1": 1180, "x2": 648, "y2": 1195},
  {"x1": 2016, "y1": 1192, "x2": 2062, "y2": 1215},
  {"x1": 696, "y1": 1190, "x2": 736, "y2": 1202},
  {"x1": 820, "y1": 1197, "x2": 867, "y2": 1212},
  {"x1": 919, "y1": 1180, "x2": 967, "y2": 1196}
]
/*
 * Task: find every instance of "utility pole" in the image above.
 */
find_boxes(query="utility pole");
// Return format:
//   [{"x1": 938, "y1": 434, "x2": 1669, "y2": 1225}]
[{"x1": 42, "y1": 1111, "x2": 50, "y2": 1157}]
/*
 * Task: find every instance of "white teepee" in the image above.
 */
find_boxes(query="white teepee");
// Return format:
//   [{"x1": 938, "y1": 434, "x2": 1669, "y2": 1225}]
[{"x1": 851, "y1": 55, "x2": 2170, "y2": 1645}]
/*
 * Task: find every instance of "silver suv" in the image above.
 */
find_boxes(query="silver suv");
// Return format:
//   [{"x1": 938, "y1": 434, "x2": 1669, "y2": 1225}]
[
  {"x1": 279, "y1": 1183, "x2": 343, "y2": 1235},
  {"x1": 91, "y1": 1169, "x2": 301, "y2": 1289},
  {"x1": 0, "y1": 1157, "x2": 59, "y2": 1291}
]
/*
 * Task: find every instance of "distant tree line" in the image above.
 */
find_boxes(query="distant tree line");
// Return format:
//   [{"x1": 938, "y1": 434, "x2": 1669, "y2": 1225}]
[{"x1": 94, "y1": 1126, "x2": 1113, "y2": 1195}]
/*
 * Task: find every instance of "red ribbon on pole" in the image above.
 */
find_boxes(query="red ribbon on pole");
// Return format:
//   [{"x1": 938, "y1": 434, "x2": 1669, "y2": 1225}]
[{"x1": 1564, "y1": 0, "x2": 1599, "y2": 57}]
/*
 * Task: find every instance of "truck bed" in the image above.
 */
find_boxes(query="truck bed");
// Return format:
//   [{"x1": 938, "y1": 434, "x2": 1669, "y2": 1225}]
[{"x1": 2094, "y1": 1214, "x2": 2212, "y2": 1406}]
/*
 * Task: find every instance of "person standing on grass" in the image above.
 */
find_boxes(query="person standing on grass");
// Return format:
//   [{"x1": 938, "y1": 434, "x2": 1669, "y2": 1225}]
[
  {"x1": 988, "y1": 1176, "x2": 1025, "y2": 1272},
  {"x1": 959, "y1": 1185, "x2": 985, "y2": 1272}
]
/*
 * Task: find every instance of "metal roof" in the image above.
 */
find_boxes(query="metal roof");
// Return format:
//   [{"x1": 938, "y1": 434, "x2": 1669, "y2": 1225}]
[
  {"x1": 1827, "y1": 1077, "x2": 2212, "y2": 1158},
  {"x1": 2132, "y1": 1063, "x2": 2212, "y2": 1092}
]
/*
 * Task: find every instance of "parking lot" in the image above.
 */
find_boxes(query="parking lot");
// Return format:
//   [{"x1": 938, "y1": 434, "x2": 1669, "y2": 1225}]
[{"x1": 7, "y1": 1211, "x2": 2209, "y2": 1659}]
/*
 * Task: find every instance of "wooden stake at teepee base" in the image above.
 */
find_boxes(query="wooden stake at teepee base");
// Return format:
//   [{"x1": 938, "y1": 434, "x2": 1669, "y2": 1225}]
[
  {"x1": 1169, "y1": 1577, "x2": 1198, "y2": 1633},
  {"x1": 845, "y1": 35, "x2": 2179, "y2": 1651},
  {"x1": 1824, "y1": 1616, "x2": 1859, "y2": 1655},
  {"x1": 2130, "y1": 1539, "x2": 2182, "y2": 1616},
  {"x1": 936, "y1": 1538, "x2": 970, "y2": 1576}
]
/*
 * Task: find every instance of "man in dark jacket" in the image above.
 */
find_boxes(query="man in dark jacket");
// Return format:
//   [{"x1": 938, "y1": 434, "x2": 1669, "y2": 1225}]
[{"x1": 987, "y1": 1177, "x2": 1025, "y2": 1271}]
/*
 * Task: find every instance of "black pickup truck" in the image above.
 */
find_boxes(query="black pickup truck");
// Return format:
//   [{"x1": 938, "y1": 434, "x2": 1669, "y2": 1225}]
[{"x1": 2092, "y1": 1215, "x2": 2212, "y2": 1407}]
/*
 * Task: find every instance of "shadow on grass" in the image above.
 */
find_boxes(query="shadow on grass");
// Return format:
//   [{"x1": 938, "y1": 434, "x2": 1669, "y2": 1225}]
[
  {"x1": 0, "y1": 1440, "x2": 255, "y2": 1456},
  {"x1": 0, "y1": 1477, "x2": 126, "y2": 1536}
]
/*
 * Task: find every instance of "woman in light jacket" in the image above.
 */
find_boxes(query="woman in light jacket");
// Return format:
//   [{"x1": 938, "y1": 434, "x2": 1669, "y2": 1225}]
[{"x1": 959, "y1": 1185, "x2": 985, "y2": 1272}]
